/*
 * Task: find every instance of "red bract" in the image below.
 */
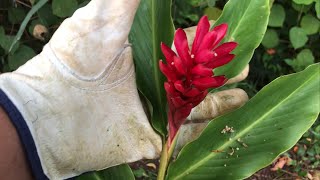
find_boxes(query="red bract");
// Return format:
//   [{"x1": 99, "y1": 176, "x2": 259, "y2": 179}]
[{"x1": 159, "y1": 16, "x2": 238, "y2": 145}]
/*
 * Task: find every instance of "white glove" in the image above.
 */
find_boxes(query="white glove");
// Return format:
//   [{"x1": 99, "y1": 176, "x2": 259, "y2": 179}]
[{"x1": 0, "y1": 0, "x2": 161, "y2": 179}]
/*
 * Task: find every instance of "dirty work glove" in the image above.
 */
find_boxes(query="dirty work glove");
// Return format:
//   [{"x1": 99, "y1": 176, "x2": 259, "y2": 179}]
[{"x1": 0, "y1": 0, "x2": 162, "y2": 179}]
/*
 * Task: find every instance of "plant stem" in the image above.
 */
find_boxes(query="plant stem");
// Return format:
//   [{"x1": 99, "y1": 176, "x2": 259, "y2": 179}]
[
  {"x1": 157, "y1": 133, "x2": 179, "y2": 180},
  {"x1": 296, "y1": 5, "x2": 304, "y2": 25},
  {"x1": 157, "y1": 141, "x2": 169, "y2": 180}
]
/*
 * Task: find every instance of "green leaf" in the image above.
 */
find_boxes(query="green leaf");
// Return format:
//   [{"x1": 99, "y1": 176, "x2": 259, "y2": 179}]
[
  {"x1": 204, "y1": 7, "x2": 222, "y2": 21},
  {"x1": 167, "y1": 63, "x2": 320, "y2": 180},
  {"x1": 293, "y1": 0, "x2": 314, "y2": 5},
  {"x1": 291, "y1": 2, "x2": 313, "y2": 13},
  {"x1": 8, "y1": 7, "x2": 27, "y2": 24},
  {"x1": 301, "y1": 14, "x2": 320, "y2": 35},
  {"x1": 269, "y1": 0, "x2": 275, "y2": 7},
  {"x1": 284, "y1": 58, "x2": 294, "y2": 66},
  {"x1": 133, "y1": 168, "x2": 147, "y2": 178},
  {"x1": 37, "y1": 4, "x2": 60, "y2": 27},
  {"x1": 262, "y1": 29, "x2": 279, "y2": 48},
  {"x1": 213, "y1": 0, "x2": 270, "y2": 78},
  {"x1": 316, "y1": 1, "x2": 320, "y2": 19},
  {"x1": 52, "y1": 0, "x2": 78, "y2": 18},
  {"x1": 8, "y1": 45, "x2": 36, "y2": 70},
  {"x1": 268, "y1": 4, "x2": 286, "y2": 27},
  {"x1": 76, "y1": 164, "x2": 134, "y2": 180},
  {"x1": 289, "y1": 27, "x2": 308, "y2": 49},
  {"x1": 30, "y1": 0, "x2": 37, "y2": 5},
  {"x1": 0, "y1": 27, "x2": 5, "y2": 36},
  {"x1": 286, "y1": 49, "x2": 315, "y2": 72},
  {"x1": 2, "y1": 63, "x2": 11, "y2": 73},
  {"x1": 0, "y1": 26, "x2": 20, "y2": 53},
  {"x1": 78, "y1": 1, "x2": 90, "y2": 9},
  {"x1": 189, "y1": 0, "x2": 205, "y2": 6},
  {"x1": 207, "y1": 0, "x2": 217, "y2": 7},
  {"x1": 129, "y1": 0, "x2": 175, "y2": 136}
]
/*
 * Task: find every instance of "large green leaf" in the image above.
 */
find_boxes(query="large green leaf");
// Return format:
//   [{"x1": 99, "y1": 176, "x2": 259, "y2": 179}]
[
  {"x1": 129, "y1": 0, "x2": 175, "y2": 136},
  {"x1": 213, "y1": 0, "x2": 270, "y2": 78},
  {"x1": 167, "y1": 63, "x2": 320, "y2": 179},
  {"x1": 76, "y1": 164, "x2": 134, "y2": 180}
]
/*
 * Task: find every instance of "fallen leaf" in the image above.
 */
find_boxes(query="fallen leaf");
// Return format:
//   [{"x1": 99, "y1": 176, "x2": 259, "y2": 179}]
[
  {"x1": 146, "y1": 163, "x2": 156, "y2": 170},
  {"x1": 312, "y1": 170, "x2": 320, "y2": 180},
  {"x1": 267, "y1": 48, "x2": 276, "y2": 55},
  {"x1": 270, "y1": 156, "x2": 290, "y2": 171},
  {"x1": 33, "y1": 24, "x2": 48, "y2": 41}
]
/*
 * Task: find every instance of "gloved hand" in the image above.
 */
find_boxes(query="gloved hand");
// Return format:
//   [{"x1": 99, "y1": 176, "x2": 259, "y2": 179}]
[
  {"x1": 0, "y1": 0, "x2": 161, "y2": 179},
  {"x1": 0, "y1": 0, "x2": 249, "y2": 179}
]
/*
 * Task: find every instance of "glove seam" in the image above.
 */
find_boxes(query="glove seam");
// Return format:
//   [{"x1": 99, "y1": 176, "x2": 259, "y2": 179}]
[
  {"x1": 45, "y1": 44, "x2": 136, "y2": 92},
  {"x1": 47, "y1": 43, "x2": 131, "y2": 82},
  {"x1": 65, "y1": 66, "x2": 135, "y2": 92}
]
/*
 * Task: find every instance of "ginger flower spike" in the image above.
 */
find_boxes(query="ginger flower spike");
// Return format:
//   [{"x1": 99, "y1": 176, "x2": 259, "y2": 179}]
[{"x1": 159, "y1": 16, "x2": 238, "y2": 145}]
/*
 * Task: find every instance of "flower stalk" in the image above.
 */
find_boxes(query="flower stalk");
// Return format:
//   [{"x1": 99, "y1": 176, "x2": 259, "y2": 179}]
[
  {"x1": 157, "y1": 15, "x2": 238, "y2": 179},
  {"x1": 160, "y1": 16, "x2": 238, "y2": 148},
  {"x1": 157, "y1": 132, "x2": 179, "y2": 180}
]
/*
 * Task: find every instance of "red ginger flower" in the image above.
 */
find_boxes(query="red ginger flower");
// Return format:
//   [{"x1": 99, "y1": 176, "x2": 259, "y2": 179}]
[{"x1": 159, "y1": 16, "x2": 238, "y2": 145}]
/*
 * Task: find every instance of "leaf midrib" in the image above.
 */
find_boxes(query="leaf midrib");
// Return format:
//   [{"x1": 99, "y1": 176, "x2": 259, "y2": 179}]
[
  {"x1": 173, "y1": 70, "x2": 317, "y2": 180},
  {"x1": 93, "y1": 172, "x2": 103, "y2": 180}
]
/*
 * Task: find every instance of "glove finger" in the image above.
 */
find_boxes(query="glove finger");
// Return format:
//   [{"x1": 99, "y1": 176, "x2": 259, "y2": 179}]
[
  {"x1": 174, "y1": 122, "x2": 208, "y2": 156},
  {"x1": 187, "y1": 88, "x2": 249, "y2": 121},
  {"x1": 49, "y1": 0, "x2": 140, "y2": 78}
]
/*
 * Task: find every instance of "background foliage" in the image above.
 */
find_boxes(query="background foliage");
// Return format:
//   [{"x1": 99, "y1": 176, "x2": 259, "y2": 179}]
[
  {"x1": 0, "y1": 0, "x2": 90, "y2": 72},
  {"x1": 0, "y1": 0, "x2": 319, "y2": 179}
]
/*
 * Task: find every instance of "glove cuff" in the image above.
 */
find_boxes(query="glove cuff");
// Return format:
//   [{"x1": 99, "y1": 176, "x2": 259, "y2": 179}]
[{"x1": 0, "y1": 90, "x2": 48, "y2": 180}]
